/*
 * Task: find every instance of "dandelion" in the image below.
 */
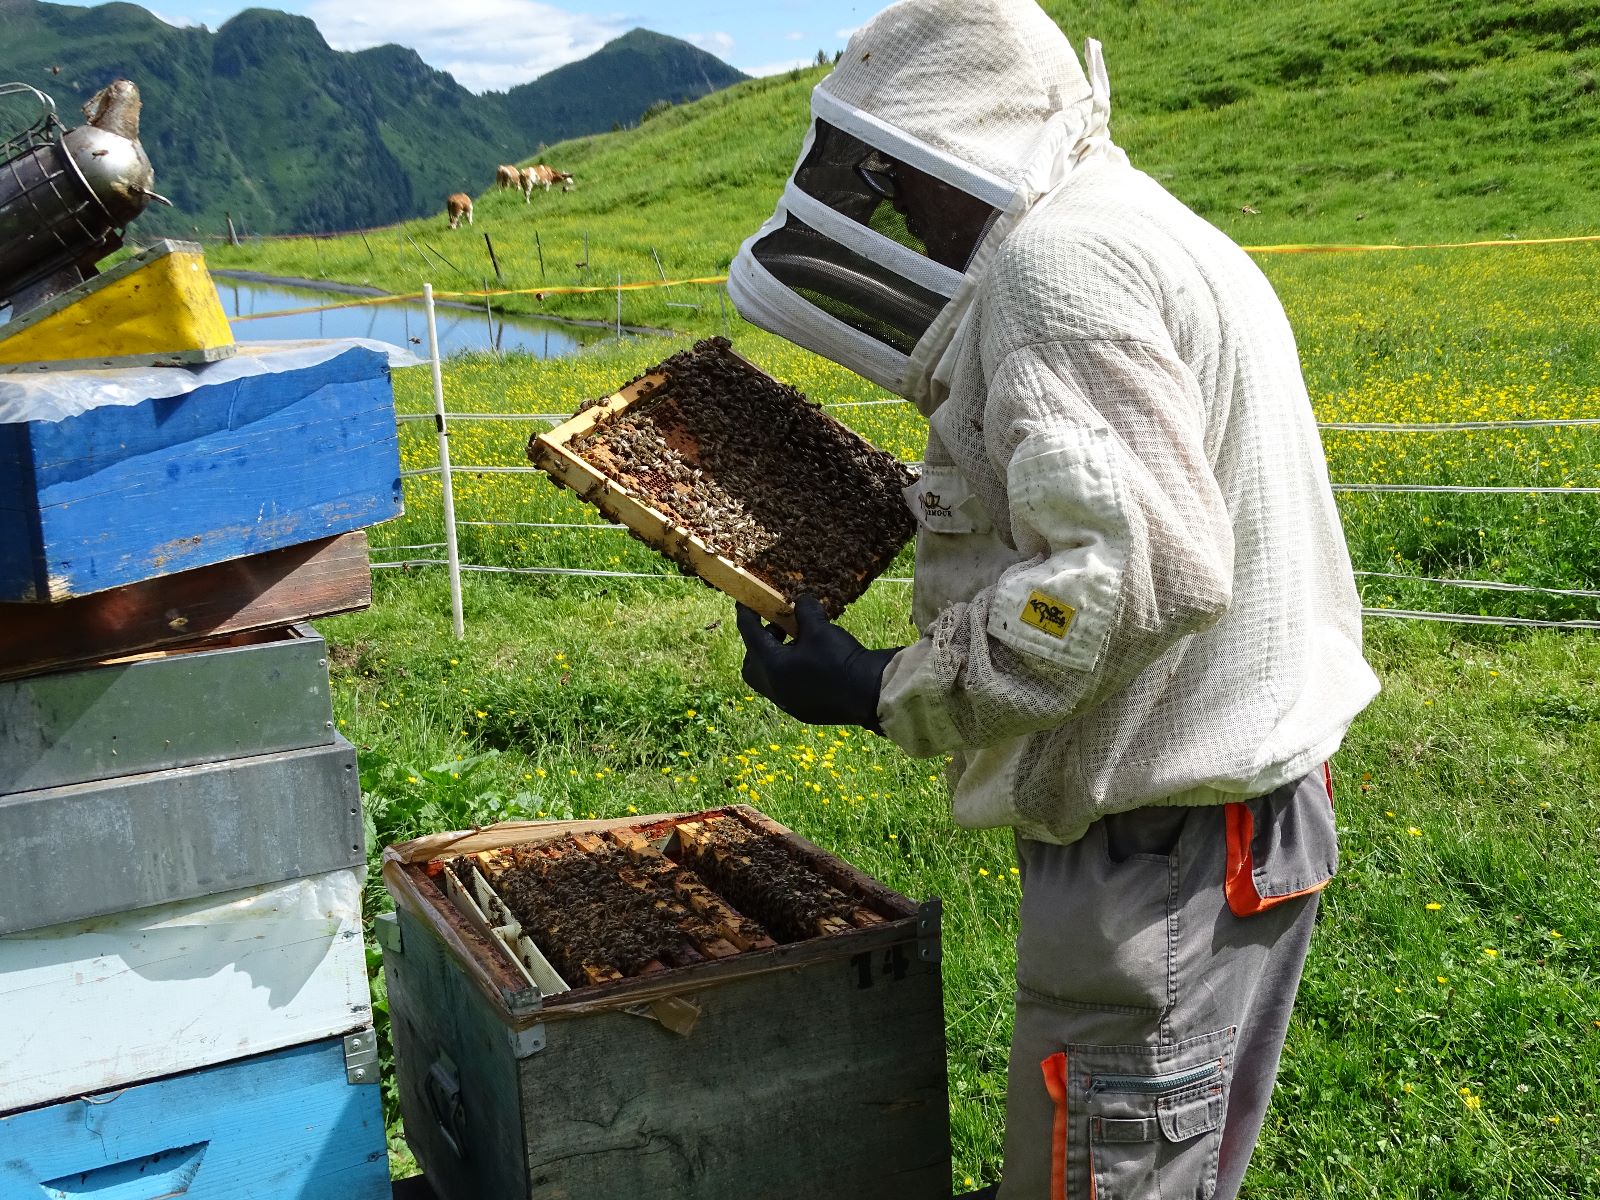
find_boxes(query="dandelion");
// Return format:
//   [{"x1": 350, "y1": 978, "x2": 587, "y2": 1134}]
[
  {"x1": 1406, "y1": 827, "x2": 1423, "y2": 837},
  {"x1": 978, "y1": 867, "x2": 989, "y2": 876},
  {"x1": 1482, "y1": 947, "x2": 1498, "y2": 958},
  {"x1": 1425, "y1": 902, "x2": 1442, "y2": 911}
]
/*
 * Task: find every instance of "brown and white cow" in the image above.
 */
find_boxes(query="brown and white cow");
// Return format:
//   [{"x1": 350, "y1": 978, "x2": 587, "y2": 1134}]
[
  {"x1": 445, "y1": 193, "x2": 473, "y2": 229},
  {"x1": 525, "y1": 163, "x2": 575, "y2": 193},
  {"x1": 495, "y1": 163, "x2": 523, "y2": 196}
]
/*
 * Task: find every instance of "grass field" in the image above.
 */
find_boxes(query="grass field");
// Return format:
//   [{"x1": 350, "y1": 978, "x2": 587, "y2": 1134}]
[
  {"x1": 334, "y1": 247, "x2": 1600, "y2": 1194},
  {"x1": 211, "y1": 6, "x2": 1600, "y2": 1193}
]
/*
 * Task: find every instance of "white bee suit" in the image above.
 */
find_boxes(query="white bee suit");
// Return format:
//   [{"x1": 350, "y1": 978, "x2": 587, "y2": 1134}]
[
  {"x1": 730, "y1": 2, "x2": 1381, "y2": 1194},
  {"x1": 731, "y1": 0, "x2": 1377, "y2": 847}
]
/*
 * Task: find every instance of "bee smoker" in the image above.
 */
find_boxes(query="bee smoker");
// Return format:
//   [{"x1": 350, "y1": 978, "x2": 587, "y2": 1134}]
[{"x1": 0, "y1": 81, "x2": 171, "y2": 317}]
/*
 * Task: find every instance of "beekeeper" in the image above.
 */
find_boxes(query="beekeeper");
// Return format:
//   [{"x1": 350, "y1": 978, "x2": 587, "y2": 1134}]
[{"x1": 729, "y1": 0, "x2": 1380, "y2": 1196}]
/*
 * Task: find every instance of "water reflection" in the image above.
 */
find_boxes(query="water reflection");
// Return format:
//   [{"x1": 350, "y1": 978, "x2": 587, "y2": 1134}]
[{"x1": 218, "y1": 277, "x2": 604, "y2": 358}]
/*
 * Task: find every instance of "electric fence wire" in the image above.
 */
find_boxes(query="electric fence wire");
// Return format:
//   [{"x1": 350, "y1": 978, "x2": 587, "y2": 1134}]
[{"x1": 367, "y1": 558, "x2": 1600, "y2": 630}]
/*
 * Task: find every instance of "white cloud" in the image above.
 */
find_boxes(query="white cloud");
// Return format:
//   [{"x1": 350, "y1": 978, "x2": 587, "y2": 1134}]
[
  {"x1": 784, "y1": 31, "x2": 803, "y2": 41},
  {"x1": 149, "y1": 8, "x2": 199, "y2": 26},
  {"x1": 306, "y1": 0, "x2": 626, "y2": 93},
  {"x1": 685, "y1": 31, "x2": 736, "y2": 59},
  {"x1": 834, "y1": 26, "x2": 860, "y2": 40},
  {"x1": 741, "y1": 57, "x2": 813, "y2": 78}
]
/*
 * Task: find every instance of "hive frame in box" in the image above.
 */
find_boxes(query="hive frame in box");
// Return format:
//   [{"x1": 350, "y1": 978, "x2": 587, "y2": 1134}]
[
  {"x1": 380, "y1": 805, "x2": 949, "y2": 1200},
  {"x1": 529, "y1": 346, "x2": 861, "y2": 636}
]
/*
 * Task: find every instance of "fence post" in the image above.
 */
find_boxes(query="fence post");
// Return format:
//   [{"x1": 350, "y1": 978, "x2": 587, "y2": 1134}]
[
  {"x1": 225, "y1": 212, "x2": 240, "y2": 247},
  {"x1": 484, "y1": 232, "x2": 502, "y2": 281},
  {"x1": 651, "y1": 247, "x2": 666, "y2": 281},
  {"x1": 424, "y1": 283, "x2": 466, "y2": 640},
  {"x1": 616, "y1": 272, "x2": 623, "y2": 336},
  {"x1": 535, "y1": 230, "x2": 545, "y2": 280}
]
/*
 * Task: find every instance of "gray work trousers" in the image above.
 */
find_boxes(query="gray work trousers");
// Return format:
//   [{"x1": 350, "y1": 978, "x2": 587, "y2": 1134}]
[{"x1": 995, "y1": 769, "x2": 1338, "y2": 1200}]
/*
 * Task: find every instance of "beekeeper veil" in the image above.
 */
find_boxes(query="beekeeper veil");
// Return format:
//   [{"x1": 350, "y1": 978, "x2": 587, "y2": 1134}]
[{"x1": 728, "y1": 0, "x2": 1125, "y2": 407}]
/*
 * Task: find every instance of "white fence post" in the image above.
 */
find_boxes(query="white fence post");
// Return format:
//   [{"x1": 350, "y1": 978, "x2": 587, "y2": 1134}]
[{"x1": 424, "y1": 283, "x2": 466, "y2": 640}]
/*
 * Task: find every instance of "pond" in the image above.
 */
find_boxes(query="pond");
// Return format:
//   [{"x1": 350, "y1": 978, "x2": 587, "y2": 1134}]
[{"x1": 216, "y1": 275, "x2": 607, "y2": 358}]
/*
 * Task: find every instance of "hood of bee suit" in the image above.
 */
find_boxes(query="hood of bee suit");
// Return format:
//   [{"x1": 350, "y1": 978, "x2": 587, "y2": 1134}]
[{"x1": 728, "y1": 0, "x2": 1125, "y2": 410}]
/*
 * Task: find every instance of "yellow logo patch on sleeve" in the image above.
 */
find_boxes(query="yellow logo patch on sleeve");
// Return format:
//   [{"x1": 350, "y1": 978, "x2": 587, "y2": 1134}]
[{"x1": 1020, "y1": 590, "x2": 1075, "y2": 639}]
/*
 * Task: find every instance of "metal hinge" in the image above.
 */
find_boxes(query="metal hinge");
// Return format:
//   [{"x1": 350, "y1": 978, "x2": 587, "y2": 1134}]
[
  {"x1": 917, "y1": 898, "x2": 943, "y2": 963},
  {"x1": 345, "y1": 1029, "x2": 380, "y2": 1084}
]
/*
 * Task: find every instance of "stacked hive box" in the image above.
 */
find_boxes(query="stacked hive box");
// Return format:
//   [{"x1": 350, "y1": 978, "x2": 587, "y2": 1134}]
[{"x1": 0, "y1": 343, "x2": 402, "y2": 1198}]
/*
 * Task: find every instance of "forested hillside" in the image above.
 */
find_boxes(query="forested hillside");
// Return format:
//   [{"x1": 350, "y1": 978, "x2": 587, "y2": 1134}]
[{"x1": 0, "y1": 0, "x2": 746, "y2": 233}]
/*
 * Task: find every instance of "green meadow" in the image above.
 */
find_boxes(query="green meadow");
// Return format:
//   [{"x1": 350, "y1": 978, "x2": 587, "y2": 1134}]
[{"x1": 215, "y1": 4, "x2": 1600, "y2": 1194}]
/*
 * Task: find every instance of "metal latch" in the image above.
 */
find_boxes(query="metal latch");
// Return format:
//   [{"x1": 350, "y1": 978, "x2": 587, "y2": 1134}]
[
  {"x1": 917, "y1": 897, "x2": 943, "y2": 963},
  {"x1": 508, "y1": 1022, "x2": 546, "y2": 1058},
  {"x1": 375, "y1": 910, "x2": 403, "y2": 955},
  {"x1": 344, "y1": 1029, "x2": 380, "y2": 1084}
]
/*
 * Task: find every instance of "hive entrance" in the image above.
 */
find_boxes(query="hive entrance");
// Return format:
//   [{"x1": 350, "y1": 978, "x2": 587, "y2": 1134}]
[
  {"x1": 531, "y1": 337, "x2": 916, "y2": 620},
  {"x1": 446, "y1": 812, "x2": 887, "y2": 991}
]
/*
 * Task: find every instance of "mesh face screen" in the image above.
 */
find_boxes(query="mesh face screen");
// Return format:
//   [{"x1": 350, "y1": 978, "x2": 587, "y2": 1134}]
[
  {"x1": 793, "y1": 120, "x2": 999, "y2": 262},
  {"x1": 750, "y1": 214, "x2": 946, "y2": 356}
]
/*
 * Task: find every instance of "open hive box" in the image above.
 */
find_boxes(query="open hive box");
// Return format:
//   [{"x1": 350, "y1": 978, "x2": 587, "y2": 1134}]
[
  {"x1": 381, "y1": 805, "x2": 951, "y2": 1200},
  {"x1": 528, "y1": 337, "x2": 916, "y2": 631}
]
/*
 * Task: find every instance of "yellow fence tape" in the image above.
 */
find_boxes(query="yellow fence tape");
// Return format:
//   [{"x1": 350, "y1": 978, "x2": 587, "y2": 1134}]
[{"x1": 229, "y1": 233, "x2": 1600, "y2": 323}]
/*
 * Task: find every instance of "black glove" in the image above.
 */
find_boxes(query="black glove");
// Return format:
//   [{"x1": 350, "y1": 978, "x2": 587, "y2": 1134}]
[{"x1": 736, "y1": 596, "x2": 902, "y2": 733}]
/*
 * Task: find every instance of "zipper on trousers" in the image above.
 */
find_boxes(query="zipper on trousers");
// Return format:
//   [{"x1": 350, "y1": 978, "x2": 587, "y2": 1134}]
[{"x1": 1086, "y1": 1059, "x2": 1222, "y2": 1098}]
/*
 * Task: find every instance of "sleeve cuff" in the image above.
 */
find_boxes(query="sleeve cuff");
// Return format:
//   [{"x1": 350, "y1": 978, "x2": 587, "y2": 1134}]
[{"x1": 876, "y1": 639, "x2": 964, "y2": 757}]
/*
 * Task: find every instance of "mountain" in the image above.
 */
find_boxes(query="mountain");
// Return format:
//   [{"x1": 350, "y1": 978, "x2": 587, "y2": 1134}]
[
  {"x1": 498, "y1": 28, "x2": 748, "y2": 150},
  {"x1": 0, "y1": 1, "x2": 746, "y2": 234}
]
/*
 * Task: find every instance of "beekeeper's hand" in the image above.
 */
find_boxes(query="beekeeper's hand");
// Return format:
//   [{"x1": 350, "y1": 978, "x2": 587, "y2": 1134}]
[{"x1": 736, "y1": 596, "x2": 901, "y2": 733}]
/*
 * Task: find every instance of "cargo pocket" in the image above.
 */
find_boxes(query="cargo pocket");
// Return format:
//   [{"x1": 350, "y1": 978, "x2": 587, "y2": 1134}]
[{"x1": 1053, "y1": 1028, "x2": 1233, "y2": 1200}]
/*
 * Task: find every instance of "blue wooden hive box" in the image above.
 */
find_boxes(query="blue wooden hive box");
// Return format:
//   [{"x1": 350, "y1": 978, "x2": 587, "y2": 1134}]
[
  {"x1": 0, "y1": 1035, "x2": 391, "y2": 1199},
  {"x1": 0, "y1": 342, "x2": 402, "y2": 602}
]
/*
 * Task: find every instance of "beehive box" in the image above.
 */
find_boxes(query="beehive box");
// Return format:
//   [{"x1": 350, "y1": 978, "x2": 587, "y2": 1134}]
[
  {"x1": 0, "y1": 1029, "x2": 390, "y2": 1199},
  {"x1": 381, "y1": 805, "x2": 950, "y2": 1200},
  {"x1": 0, "y1": 530, "x2": 373, "y2": 681},
  {"x1": 0, "y1": 866, "x2": 371, "y2": 1113},
  {"x1": 0, "y1": 623, "x2": 334, "y2": 794},
  {"x1": 0, "y1": 342, "x2": 401, "y2": 602},
  {"x1": 528, "y1": 337, "x2": 915, "y2": 632}
]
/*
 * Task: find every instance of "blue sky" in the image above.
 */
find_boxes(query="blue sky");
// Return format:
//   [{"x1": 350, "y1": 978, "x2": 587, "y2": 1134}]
[{"x1": 146, "y1": 0, "x2": 877, "y2": 92}]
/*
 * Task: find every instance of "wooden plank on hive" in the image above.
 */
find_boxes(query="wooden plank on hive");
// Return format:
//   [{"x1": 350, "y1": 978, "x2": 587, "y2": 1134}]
[{"x1": 0, "y1": 531, "x2": 371, "y2": 682}]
